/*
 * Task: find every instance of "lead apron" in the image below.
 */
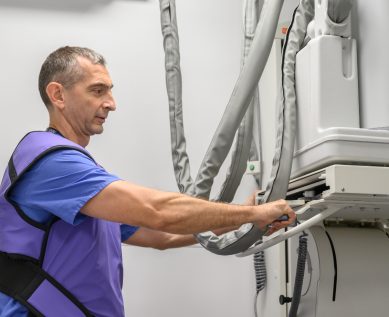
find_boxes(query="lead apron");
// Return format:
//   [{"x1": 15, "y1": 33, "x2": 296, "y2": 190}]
[{"x1": 0, "y1": 131, "x2": 124, "y2": 317}]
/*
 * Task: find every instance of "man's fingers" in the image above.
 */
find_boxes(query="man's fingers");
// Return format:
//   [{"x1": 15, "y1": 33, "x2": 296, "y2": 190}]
[{"x1": 264, "y1": 210, "x2": 296, "y2": 236}]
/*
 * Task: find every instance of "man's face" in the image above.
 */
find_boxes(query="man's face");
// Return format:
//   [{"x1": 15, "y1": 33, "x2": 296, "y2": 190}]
[{"x1": 61, "y1": 57, "x2": 116, "y2": 137}]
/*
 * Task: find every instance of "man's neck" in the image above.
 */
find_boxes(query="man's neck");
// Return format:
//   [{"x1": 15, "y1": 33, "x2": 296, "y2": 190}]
[{"x1": 48, "y1": 122, "x2": 90, "y2": 147}]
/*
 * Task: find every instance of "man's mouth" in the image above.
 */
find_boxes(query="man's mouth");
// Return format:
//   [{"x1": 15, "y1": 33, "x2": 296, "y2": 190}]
[{"x1": 96, "y1": 116, "x2": 106, "y2": 123}]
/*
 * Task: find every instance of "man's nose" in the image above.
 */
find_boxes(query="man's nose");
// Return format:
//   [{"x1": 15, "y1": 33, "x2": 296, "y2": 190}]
[{"x1": 104, "y1": 95, "x2": 116, "y2": 111}]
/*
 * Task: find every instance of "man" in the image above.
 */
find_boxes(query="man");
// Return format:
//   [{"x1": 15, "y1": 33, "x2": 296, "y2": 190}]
[{"x1": 0, "y1": 46, "x2": 295, "y2": 317}]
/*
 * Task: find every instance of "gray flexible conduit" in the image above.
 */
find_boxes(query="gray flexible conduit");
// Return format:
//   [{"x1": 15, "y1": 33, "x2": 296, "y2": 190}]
[
  {"x1": 159, "y1": 0, "x2": 285, "y2": 255},
  {"x1": 238, "y1": 3, "x2": 267, "y2": 313},
  {"x1": 327, "y1": 0, "x2": 353, "y2": 23},
  {"x1": 191, "y1": 0, "x2": 284, "y2": 200},
  {"x1": 260, "y1": 0, "x2": 314, "y2": 206},
  {"x1": 159, "y1": 0, "x2": 193, "y2": 194},
  {"x1": 215, "y1": 0, "x2": 263, "y2": 203},
  {"x1": 215, "y1": 97, "x2": 255, "y2": 203},
  {"x1": 246, "y1": 0, "x2": 264, "y2": 189},
  {"x1": 192, "y1": 0, "x2": 284, "y2": 255},
  {"x1": 289, "y1": 234, "x2": 308, "y2": 317},
  {"x1": 159, "y1": 0, "x2": 320, "y2": 256}
]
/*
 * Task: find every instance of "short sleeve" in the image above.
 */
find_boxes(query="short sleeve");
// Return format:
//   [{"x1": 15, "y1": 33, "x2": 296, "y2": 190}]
[
  {"x1": 9, "y1": 149, "x2": 120, "y2": 225},
  {"x1": 120, "y1": 224, "x2": 140, "y2": 242}
]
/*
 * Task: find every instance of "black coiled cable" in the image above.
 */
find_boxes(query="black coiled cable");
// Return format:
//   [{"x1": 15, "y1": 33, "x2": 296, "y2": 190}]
[
  {"x1": 289, "y1": 234, "x2": 308, "y2": 317},
  {"x1": 254, "y1": 250, "x2": 266, "y2": 293},
  {"x1": 253, "y1": 249, "x2": 266, "y2": 317}
]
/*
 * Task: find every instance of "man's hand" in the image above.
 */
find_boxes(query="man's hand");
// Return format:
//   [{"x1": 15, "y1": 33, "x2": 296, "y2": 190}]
[
  {"x1": 255, "y1": 199, "x2": 296, "y2": 235},
  {"x1": 244, "y1": 192, "x2": 296, "y2": 235}
]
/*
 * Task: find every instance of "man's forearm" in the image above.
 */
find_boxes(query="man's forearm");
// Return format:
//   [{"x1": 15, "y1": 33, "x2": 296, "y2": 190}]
[
  {"x1": 82, "y1": 180, "x2": 292, "y2": 235},
  {"x1": 123, "y1": 227, "x2": 198, "y2": 250},
  {"x1": 149, "y1": 192, "x2": 259, "y2": 234},
  {"x1": 124, "y1": 226, "x2": 237, "y2": 250}
]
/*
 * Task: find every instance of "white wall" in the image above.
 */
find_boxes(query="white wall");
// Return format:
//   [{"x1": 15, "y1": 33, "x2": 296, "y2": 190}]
[{"x1": 0, "y1": 0, "x2": 261, "y2": 316}]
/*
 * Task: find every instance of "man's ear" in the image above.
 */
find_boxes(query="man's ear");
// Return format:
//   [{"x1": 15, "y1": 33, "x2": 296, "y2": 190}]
[{"x1": 46, "y1": 82, "x2": 65, "y2": 109}]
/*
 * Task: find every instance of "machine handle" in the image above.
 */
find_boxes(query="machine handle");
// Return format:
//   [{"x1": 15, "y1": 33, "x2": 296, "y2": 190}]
[
  {"x1": 236, "y1": 200, "x2": 346, "y2": 257},
  {"x1": 277, "y1": 215, "x2": 290, "y2": 222}
]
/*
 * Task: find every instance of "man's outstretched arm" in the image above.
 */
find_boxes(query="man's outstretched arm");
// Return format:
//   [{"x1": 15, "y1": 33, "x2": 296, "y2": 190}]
[{"x1": 81, "y1": 180, "x2": 295, "y2": 234}]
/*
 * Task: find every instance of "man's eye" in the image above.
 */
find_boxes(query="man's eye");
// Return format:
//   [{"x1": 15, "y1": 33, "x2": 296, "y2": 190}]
[{"x1": 94, "y1": 89, "x2": 103, "y2": 94}]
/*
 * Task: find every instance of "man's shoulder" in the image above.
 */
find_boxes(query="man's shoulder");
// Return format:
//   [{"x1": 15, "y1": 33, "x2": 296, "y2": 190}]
[
  {"x1": 11, "y1": 131, "x2": 95, "y2": 170},
  {"x1": 38, "y1": 148, "x2": 97, "y2": 169},
  {"x1": 17, "y1": 131, "x2": 84, "y2": 151}
]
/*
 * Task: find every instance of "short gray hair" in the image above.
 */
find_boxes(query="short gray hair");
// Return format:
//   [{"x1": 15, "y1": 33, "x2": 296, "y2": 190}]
[{"x1": 38, "y1": 46, "x2": 106, "y2": 107}]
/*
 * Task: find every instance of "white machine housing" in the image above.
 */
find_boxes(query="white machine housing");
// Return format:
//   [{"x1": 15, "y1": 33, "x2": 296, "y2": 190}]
[
  {"x1": 257, "y1": 1, "x2": 389, "y2": 316},
  {"x1": 291, "y1": 0, "x2": 389, "y2": 178}
]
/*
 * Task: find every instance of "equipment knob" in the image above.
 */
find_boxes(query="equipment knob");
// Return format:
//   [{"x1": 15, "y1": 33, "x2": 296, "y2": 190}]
[{"x1": 279, "y1": 295, "x2": 292, "y2": 305}]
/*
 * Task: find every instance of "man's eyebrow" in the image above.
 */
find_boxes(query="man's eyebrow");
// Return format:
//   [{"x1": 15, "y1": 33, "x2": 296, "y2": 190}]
[{"x1": 88, "y1": 83, "x2": 114, "y2": 89}]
